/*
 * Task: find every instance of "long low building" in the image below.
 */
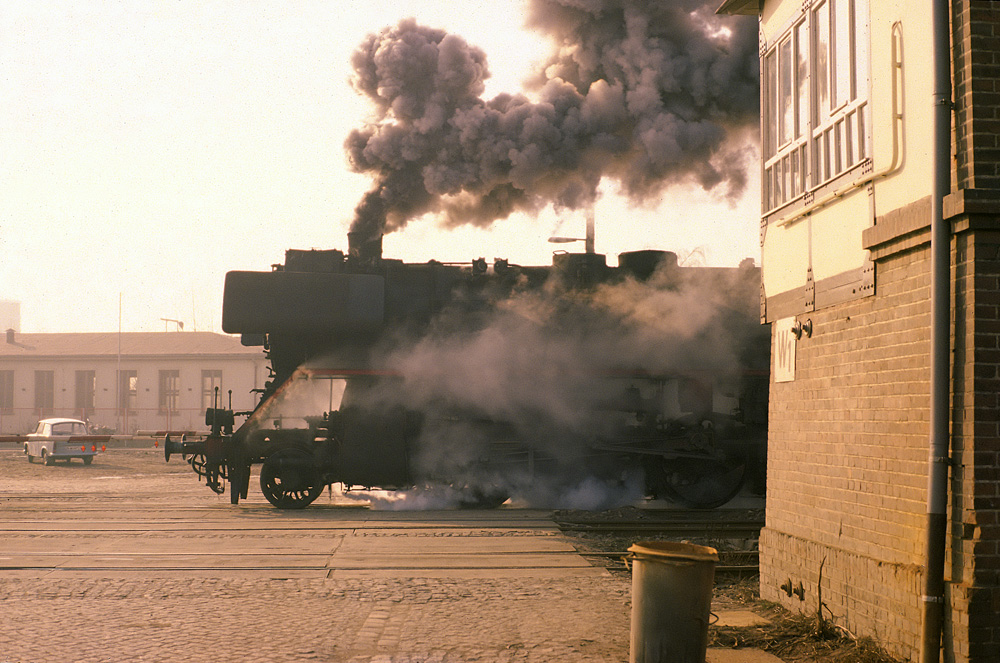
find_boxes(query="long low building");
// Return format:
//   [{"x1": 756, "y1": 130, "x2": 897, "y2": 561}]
[{"x1": 0, "y1": 330, "x2": 266, "y2": 435}]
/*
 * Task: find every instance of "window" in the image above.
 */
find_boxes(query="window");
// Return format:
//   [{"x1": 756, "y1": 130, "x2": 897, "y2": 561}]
[
  {"x1": 118, "y1": 370, "x2": 137, "y2": 413},
  {"x1": 34, "y1": 370, "x2": 54, "y2": 413},
  {"x1": 52, "y1": 421, "x2": 88, "y2": 436},
  {"x1": 158, "y1": 370, "x2": 180, "y2": 414},
  {"x1": 762, "y1": 0, "x2": 869, "y2": 215},
  {"x1": 75, "y1": 370, "x2": 96, "y2": 416},
  {"x1": 201, "y1": 370, "x2": 223, "y2": 411},
  {"x1": 0, "y1": 371, "x2": 12, "y2": 414}
]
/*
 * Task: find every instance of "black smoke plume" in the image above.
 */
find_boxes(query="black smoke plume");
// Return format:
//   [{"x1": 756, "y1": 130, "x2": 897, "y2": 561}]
[{"x1": 345, "y1": 0, "x2": 759, "y2": 245}]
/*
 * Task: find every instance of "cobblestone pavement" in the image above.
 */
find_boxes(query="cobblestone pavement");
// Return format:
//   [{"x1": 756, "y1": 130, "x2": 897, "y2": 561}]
[
  {"x1": 0, "y1": 575, "x2": 630, "y2": 662},
  {"x1": 0, "y1": 449, "x2": 631, "y2": 662}
]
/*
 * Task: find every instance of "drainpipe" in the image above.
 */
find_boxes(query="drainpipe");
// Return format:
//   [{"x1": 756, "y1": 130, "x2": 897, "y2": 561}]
[{"x1": 921, "y1": 1, "x2": 952, "y2": 662}]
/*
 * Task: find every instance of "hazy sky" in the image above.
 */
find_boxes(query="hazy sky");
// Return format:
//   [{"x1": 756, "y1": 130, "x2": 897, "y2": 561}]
[{"x1": 1, "y1": 1, "x2": 760, "y2": 334}]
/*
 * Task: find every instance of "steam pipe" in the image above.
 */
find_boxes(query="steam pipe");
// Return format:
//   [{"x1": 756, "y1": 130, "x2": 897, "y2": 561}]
[
  {"x1": 586, "y1": 208, "x2": 596, "y2": 254},
  {"x1": 921, "y1": 2, "x2": 952, "y2": 662}
]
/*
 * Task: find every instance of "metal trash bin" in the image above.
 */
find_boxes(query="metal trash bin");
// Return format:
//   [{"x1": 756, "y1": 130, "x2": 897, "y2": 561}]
[{"x1": 629, "y1": 541, "x2": 718, "y2": 663}]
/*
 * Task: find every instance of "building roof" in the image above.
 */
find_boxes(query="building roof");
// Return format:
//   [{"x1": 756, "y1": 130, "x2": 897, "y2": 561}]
[
  {"x1": 0, "y1": 331, "x2": 263, "y2": 359},
  {"x1": 716, "y1": 0, "x2": 760, "y2": 15}
]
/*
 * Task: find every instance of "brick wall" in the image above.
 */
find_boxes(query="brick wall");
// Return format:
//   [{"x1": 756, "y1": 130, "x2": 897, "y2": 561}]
[
  {"x1": 952, "y1": 1, "x2": 1000, "y2": 192},
  {"x1": 762, "y1": 224, "x2": 1000, "y2": 663},
  {"x1": 761, "y1": 238, "x2": 932, "y2": 663},
  {"x1": 950, "y1": 229, "x2": 1000, "y2": 662},
  {"x1": 949, "y1": 2, "x2": 1000, "y2": 656},
  {"x1": 760, "y1": 4, "x2": 1000, "y2": 661},
  {"x1": 762, "y1": 226, "x2": 1000, "y2": 662}
]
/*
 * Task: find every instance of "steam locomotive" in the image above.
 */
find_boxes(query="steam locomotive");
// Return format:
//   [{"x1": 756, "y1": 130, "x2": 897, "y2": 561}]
[{"x1": 164, "y1": 234, "x2": 768, "y2": 509}]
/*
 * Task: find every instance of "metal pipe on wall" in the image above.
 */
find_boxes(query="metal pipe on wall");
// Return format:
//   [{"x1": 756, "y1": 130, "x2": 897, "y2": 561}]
[{"x1": 921, "y1": 1, "x2": 953, "y2": 661}]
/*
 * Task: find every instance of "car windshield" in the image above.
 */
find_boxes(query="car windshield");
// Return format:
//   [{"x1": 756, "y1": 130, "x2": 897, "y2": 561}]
[{"x1": 51, "y1": 422, "x2": 88, "y2": 436}]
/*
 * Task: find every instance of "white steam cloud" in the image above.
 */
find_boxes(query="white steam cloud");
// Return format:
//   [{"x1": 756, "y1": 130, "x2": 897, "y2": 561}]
[{"x1": 361, "y1": 261, "x2": 764, "y2": 508}]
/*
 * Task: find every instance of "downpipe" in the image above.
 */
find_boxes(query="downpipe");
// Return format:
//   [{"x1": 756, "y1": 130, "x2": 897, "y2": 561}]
[{"x1": 921, "y1": 1, "x2": 952, "y2": 662}]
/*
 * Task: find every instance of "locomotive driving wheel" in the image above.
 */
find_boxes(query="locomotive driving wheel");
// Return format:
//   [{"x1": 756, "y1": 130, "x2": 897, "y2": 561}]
[
  {"x1": 259, "y1": 448, "x2": 323, "y2": 509},
  {"x1": 654, "y1": 447, "x2": 747, "y2": 509}
]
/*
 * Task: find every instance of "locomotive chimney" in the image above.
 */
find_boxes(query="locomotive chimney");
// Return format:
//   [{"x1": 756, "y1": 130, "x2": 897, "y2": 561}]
[{"x1": 347, "y1": 231, "x2": 383, "y2": 265}]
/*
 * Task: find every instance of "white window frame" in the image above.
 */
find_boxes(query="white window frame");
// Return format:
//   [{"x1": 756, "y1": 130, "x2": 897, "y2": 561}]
[
  {"x1": 762, "y1": 0, "x2": 870, "y2": 217},
  {"x1": 118, "y1": 369, "x2": 138, "y2": 414}
]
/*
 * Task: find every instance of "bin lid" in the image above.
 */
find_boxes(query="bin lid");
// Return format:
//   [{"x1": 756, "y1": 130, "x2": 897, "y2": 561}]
[{"x1": 628, "y1": 541, "x2": 719, "y2": 563}]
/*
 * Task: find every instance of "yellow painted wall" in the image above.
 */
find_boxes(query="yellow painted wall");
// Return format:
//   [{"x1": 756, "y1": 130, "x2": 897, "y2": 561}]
[
  {"x1": 759, "y1": 0, "x2": 933, "y2": 309},
  {"x1": 868, "y1": 2, "x2": 934, "y2": 216},
  {"x1": 761, "y1": 0, "x2": 801, "y2": 37},
  {"x1": 761, "y1": 214, "x2": 810, "y2": 299},
  {"x1": 811, "y1": 189, "x2": 871, "y2": 281}
]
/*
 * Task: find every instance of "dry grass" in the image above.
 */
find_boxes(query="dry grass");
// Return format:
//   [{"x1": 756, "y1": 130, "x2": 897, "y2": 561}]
[
  {"x1": 710, "y1": 578, "x2": 904, "y2": 663},
  {"x1": 557, "y1": 515, "x2": 904, "y2": 663}
]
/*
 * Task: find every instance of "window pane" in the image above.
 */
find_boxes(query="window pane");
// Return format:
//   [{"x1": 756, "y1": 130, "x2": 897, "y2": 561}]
[
  {"x1": 772, "y1": 166, "x2": 780, "y2": 208},
  {"x1": 814, "y1": 1, "x2": 830, "y2": 118},
  {"x1": 783, "y1": 156, "x2": 791, "y2": 204},
  {"x1": 833, "y1": 0, "x2": 854, "y2": 108},
  {"x1": 857, "y1": 104, "x2": 867, "y2": 159},
  {"x1": 822, "y1": 131, "x2": 832, "y2": 181},
  {"x1": 791, "y1": 150, "x2": 800, "y2": 197},
  {"x1": 0, "y1": 371, "x2": 12, "y2": 413},
  {"x1": 119, "y1": 370, "x2": 138, "y2": 412},
  {"x1": 811, "y1": 137, "x2": 819, "y2": 187},
  {"x1": 34, "y1": 371, "x2": 54, "y2": 411},
  {"x1": 799, "y1": 145, "x2": 809, "y2": 192},
  {"x1": 765, "y1": 51, "x2": 777, "y2": 158},
  {"x1": 854, "y1": 0, "x2": 869, "y2": 102},
  {"x1": 0, "y1": 371, "x2": 14, "y2": 413},
  {"x1": 796, "y1": 21, "x2": 809, "y2": 139},
  {"x1": 159, "y1": 370, "x2": 180, "y2": 413},
  {"x1": 75, "y1": 370, "x2": 95, "y2": 412},
  {"x1": 202, "y1": 370, "x2": 223, "y2": 411},
  {"x1": 834, "y1": 120, "x2": 844, "y2": 175},
  {"x1": 761, "y1": 168, "x2": 774, "y2": 212},
  {"x1": 845, "y1": 111, "x2": 854, "y2": 165},
  {"x1": 779, "y1": 38, "x2": 793, "y2": 145}
]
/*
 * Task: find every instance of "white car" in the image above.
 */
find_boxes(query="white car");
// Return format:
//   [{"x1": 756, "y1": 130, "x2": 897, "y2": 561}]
[{"x1": 24, "y1": 418, "x2": 106, "y2": 465}]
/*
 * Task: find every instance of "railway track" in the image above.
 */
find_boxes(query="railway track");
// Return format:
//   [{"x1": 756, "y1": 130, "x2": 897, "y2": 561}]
[
  {"x1": 554, "y1": 518, "x2": 763, "y2": 538},
  {"x1": 575, "y1": 549, "x2": 760, "y2": 574},
  {"x1": 554, "y1": 507, "x2": 763, "y2": 574},
  {"x1": 554, "y1": 507, "x2": 763, "y2": 536}
]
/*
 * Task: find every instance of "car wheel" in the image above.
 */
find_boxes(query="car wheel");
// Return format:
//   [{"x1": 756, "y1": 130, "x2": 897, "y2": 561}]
[
  {"x1": 83, "y1": 456, "x2": 93, "y2": 465},
  {"x1": 42, "y1": 450, "x2": 53, "y2": 466}
]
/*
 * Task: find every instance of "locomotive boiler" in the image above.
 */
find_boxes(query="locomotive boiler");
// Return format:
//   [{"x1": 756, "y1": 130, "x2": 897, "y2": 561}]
[{"x1": 164, "y1": 234, "x2": 769, "y2": 510}]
